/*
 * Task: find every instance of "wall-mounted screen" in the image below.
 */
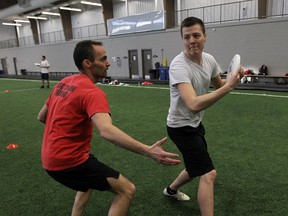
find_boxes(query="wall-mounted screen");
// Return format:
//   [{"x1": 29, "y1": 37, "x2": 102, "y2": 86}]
[{"x1": 107, "y1": 11, "x2": 165, "y2": 36}]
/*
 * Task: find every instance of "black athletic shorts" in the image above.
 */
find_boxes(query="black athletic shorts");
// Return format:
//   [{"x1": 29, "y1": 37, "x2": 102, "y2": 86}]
[
  {"x1": 46, "y1": 154, "x2": 120, "y2": 192},
  {"x1": 41, "y1": 73, "x2": 49, "y2": 80},
  {"x1": 167, "y1": 123, "x2": 215, "y2": 178}
]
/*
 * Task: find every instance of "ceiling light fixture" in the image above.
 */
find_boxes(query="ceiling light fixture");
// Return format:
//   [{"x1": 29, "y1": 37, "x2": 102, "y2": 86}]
[
  {"x1": 80, "y1": 1, "x2": 102, "y2": 6},
  {"x1": 42, "y1": 11, "x2": 61, "y2": 16},
  {"x1": 27, "y1": 16, "x2": 48, "y2": 20},
  {"x1": 60, "y1": 6, "x2": 81, "y2": 12},
  {"x1": 14, "y1": 19, "x2": 30, "y2": 23},
  {"x1": 2, "y1": 22, "x2": 22, "y2": 26}
]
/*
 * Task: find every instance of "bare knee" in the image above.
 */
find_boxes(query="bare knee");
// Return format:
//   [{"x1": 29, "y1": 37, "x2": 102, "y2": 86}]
[
  {"x1": 201, "y1": 170, "x2": 217, "y2": 184},
  {"x1": 209, "y1": 169, "x2": 217, "y2": 179},
  {"x1": 108, "y1": 175, "x2": 136, "y2": 200},
  {"x1": 123, "y1": 181, "x2": 136, "y2": 200}
]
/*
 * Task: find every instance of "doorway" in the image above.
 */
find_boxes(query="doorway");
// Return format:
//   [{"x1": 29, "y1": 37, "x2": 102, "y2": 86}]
[
  {"x1": 128, "y1": 50, "x2": 139, "y2": 79},
  {"x1": 1, "y1": 58, "x2": 8, "y2": 74},
  {"x1": 141, "y1": 49, "x2": 152, "y2": 79}
]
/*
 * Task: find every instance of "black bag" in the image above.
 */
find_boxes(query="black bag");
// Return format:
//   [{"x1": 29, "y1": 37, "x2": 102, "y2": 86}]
[{"x1": 259, "y1": 64, "x2": 268, "y2": 75}]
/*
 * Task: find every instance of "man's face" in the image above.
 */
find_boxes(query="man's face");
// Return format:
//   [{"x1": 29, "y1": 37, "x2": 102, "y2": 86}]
[
  {"x1": 182, "y1": 24, "x2": 206, "y2": 59},
  {"x1": 90, "y1": 45, "x2": 110, "y2": 79}
]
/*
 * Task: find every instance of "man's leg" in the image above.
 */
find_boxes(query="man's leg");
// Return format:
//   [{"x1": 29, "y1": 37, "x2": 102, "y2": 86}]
[
  {"x1": 107, "y1": 174, "x2": 136, "y2": 216},
  {"x1": 71, "y1": 189, "x2": 92, "y2": 216},
  {"x1": 198, "y1": 169, "x2": 217, "y2": 216},
  {"x1": 168, "y1": 169, "x2": 191, "y2": 190},
  {"x1": 163, "y1": 169, "x2": 191, "y2": 201}
]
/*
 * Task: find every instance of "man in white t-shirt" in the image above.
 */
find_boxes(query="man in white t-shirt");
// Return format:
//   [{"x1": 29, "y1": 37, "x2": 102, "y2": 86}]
[
  {"x1": 38, "y1": 55, "x2": 50, "y2": 88},
  {"x1": 162, "y1": 17, "x2": 243, "y2": 216}
]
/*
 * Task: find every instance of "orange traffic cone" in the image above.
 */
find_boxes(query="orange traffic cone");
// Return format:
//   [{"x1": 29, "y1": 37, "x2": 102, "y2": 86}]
[{"x1": 6, "y1": 143, "x2": 19, "y2": 149}]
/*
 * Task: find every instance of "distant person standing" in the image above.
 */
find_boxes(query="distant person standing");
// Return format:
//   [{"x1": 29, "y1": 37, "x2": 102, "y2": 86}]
[{"x1": 38, "y1": 55, "x2": 50, "y2": 88}]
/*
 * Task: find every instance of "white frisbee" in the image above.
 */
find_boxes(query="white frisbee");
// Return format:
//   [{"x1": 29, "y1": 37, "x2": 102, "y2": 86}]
[
  {"x1": 34, "y1": 63, "x2": 40, "y2": 66},
  {"x1": 227, "y1": 54, "x2": 241, "y2": 74}
]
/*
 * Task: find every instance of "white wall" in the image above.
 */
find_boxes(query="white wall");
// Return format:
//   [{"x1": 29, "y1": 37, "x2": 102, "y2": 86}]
[
  {"x1": 40, "y1": 17, "x2": 64, "y2": 43},
  {"x1": 176, "y1": 0, "x2": 258, "y2": 25},
  {"x1": 72, "y1": 6, "x2": 105, "y2": 39},
  {"x1": 0, "y1": 21, "x2": 17, "y2": 40},
  {"x1": 1, "y1": 17, "x2": 288, "y2": 77},
  {"x1": 18, "y1": 23, "x2": 32, "y2": 38},
  {"x1": 113, "y1": 1, "x2": 128, "y2": 18},
  {"x1": 128, "y1": 0, "x2": 155, "y2": 15},
  {"x1": 267, "y1": 0, "x2": 288, "y2": 17},
  {"x1": 0, "y1": 0, "x2": 282, "y2": 42},
  {"x1": 18, "y1": 23, "x2": 35, "y2": 46}
]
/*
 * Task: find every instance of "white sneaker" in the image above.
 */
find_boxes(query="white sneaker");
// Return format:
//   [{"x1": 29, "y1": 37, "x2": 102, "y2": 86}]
[{"x1": 163, "y1": 188, "x2": 190, "y2": 201}]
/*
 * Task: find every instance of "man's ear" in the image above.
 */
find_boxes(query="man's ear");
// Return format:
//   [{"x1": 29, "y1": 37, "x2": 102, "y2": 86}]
[{"x1": 82, "y1": 59, "x2": 91, "y2": 69}]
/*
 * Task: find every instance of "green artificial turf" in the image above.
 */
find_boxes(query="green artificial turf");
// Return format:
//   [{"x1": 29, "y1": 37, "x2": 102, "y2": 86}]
[{"x1": 0, "y1": 79, "x2": 287, "y2": 215}]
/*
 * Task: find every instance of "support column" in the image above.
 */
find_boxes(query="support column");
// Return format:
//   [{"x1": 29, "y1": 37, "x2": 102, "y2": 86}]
[
  {"x1": 100, "y1": 0, "x2": 113, "y2": 36},
  {"x1": 59, "y1": 9, "x2": 73, "y2": 41},
  {"x1": 163, "y1": 0, "x2": 176, "y2": 28},
  {"x1": 29, "y1": 19, "x2": 39, "y2": 45},
  {"x1": 14, "y1": 26, "x2": 19, "y2": 47},
  {"x1": 258, "y1": 0, "x2": 267, "y2": 19}
]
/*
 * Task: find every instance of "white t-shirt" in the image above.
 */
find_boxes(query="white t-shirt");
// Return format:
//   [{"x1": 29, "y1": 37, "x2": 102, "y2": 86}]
[
  {"x1": 167, "y1": 51, "x2": 220, "y2": 128},
  {"x1": 40, "y1": 60, "x2": 50, "y2": 74}
]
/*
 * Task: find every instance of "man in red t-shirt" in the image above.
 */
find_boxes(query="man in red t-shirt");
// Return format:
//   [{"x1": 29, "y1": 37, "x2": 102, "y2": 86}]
[{"x1": 37, "y1": 40, "x2": 181, "y2": 216}]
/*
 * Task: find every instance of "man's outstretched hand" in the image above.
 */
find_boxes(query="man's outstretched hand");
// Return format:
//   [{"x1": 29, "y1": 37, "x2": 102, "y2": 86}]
[{"x1": 148, "y1": 137, "x2": 181, "y2": 165}]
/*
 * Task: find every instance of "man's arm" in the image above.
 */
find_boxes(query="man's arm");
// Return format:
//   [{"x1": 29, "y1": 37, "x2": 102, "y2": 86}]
[
  {"x1": 44, "y1": 61, "x2": 50, "y2": 68},
  {"x1": 42, "y1": 63, "x2": 50, "y2": 69},
  {"x1": 37, "y1": 104, "x2": 48, "y2": 124},
  {"x1": 178, "y1": 68, "x2": 241, "y2": 114},
  {"x1": 91, "y1": 112, "x2": 181, "y2": 165},
  {"x1": 211, "y1": 74, "x2": 225, "y2": 89},
  {"x1": 38, "y1": 61, "x2": 50, "y2": 69}
]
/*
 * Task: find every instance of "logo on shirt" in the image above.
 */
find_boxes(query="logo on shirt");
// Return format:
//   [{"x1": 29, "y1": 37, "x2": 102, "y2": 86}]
[{"x1": 55, "y1": 83, "x2": 77, "y2": 98}]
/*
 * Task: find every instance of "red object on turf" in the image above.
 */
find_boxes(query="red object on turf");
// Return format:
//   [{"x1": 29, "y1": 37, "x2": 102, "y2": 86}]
[
  {"x1": 6, "y1": 144, "x2": 19, "y2": 149},
  {"x1": 142, "y1": 81, "x2": 154, "y2": 85}
]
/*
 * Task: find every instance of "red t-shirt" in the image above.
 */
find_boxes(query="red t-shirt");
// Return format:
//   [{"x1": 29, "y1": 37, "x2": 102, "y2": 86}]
[{"x1": 42, "y1": 74, "x2": 110, "y2": 170}]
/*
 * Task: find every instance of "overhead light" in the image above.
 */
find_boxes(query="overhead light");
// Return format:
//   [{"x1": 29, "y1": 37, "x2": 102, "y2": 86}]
[
  {"x1": 81, "y1": 1, "x2": 102, "y2": 6},
  {"x1": 27, "y1": 16, "x2": 48, "y2": 20},
  {"x1": 2, "y1": 22, "x2": 22, "y2": 26},
  {"x1": 42, "y1": 11, "x2": 61, "y2": 16},
  {"x1": 60, "y1": 6, "x2": 81, "y2": 12},
  {"x1": 14, "y1": 19, "x2": 30, "y2": 23}
]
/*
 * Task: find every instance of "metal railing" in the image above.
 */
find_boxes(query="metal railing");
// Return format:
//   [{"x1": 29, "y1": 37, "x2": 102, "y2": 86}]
[
  {"x1": 167, "y1": 0, "x2": 257, "y2": 27},
  {"x1": 0, "y1": 23, "x2": 106, "y2": 49},
  {"x1": 1, "y1": 0, "x2": 287, "y2": 49}
]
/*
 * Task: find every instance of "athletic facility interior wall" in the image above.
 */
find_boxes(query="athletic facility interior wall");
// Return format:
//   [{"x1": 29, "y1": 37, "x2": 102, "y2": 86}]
[{"x1": 0, "y1": 17, "x2": 287, "y2": 78}]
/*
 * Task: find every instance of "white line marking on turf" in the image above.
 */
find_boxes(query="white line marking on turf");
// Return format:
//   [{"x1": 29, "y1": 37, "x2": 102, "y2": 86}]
[
  {"x1": 0, "y1": 78, "x2": 46, "y2": 83},
  {"x1": 229, "y1": 91, "x2": 288, "y2": 98},
  {"x1": 0, "y1": 88, "x2": 39, "y2": 94},
  {"x1": 1, "y1": 78, "x2": 287, "y2": 99},
  {"x1": 103, "y1": 84, "x2": 288, "y2": 99}
]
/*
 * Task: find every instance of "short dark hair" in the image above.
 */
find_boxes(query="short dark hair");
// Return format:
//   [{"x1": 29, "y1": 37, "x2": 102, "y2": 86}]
[
  {"x1": 42, "y1": 55, "x2": 46, "y2": 59},
  {"x1": 180, "y1": 17, "x2": 206, "y2": 37},
  {"x1": 73, "y1": 40, "x2": 103, "y2": 70}
]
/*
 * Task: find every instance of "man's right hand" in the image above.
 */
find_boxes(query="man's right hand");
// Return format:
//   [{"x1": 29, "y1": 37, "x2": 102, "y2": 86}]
[{"x1": 148, "y1": 137, "x2": 181, "y2": 165}]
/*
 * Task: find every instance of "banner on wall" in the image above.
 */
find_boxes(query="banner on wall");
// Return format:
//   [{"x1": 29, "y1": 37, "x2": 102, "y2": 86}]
[{"x1": 107, "y1": 11, "x2": 165, "y2": 36}]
